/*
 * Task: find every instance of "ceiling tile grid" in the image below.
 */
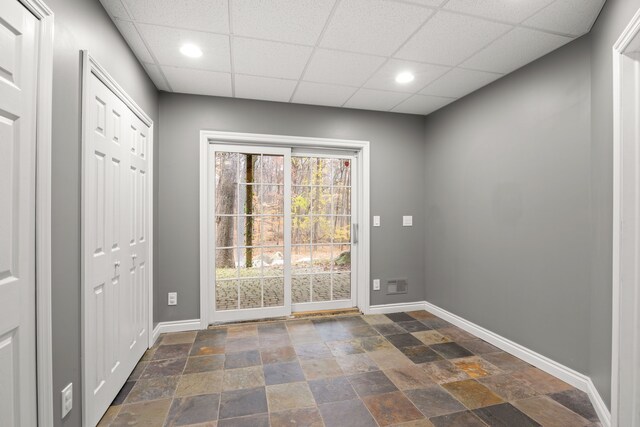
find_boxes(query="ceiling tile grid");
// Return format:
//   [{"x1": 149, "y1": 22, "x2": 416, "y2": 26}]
[{"x1": 99, "y1": 0, "x2": 606, "y2": 116}]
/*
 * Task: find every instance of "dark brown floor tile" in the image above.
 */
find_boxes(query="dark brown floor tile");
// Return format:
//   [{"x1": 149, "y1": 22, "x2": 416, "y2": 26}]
[
  {"x1": 266, "y1": 382, "x2": 316, "y2": 412},
  {"x1": 442, "y1": 379, "x2": 504, "y2": 409},
  {"x1": 318, "y1": 399, "x2": 378, "y2": 427},
  {"x1": 549, "y1": 389, "x2": 599, "y2": 422},
  {"x1": 363, "y1": 391, "x2": 424, "y2": 426},
  {"x1": 309, "y1": 376, "x2": 358, "y2": 404},
  {"x1": 224, "y1": 350, "x2": 260, "y2": 370},
  {"x1": 458, "y1": 339, "x2": 501, "y2": 355},
  {"x1": 349, "y1": 370, "x2": 398, "y2": 397},
  {"x1": 357, "y1": 335, "x2": 394, "y2": 352},
  {"x1": 405, "y1": 385, "x2": 465, "y2": 418},
  {"x1": 430, "y1": 343, "x2": 473, "y2": 360},
  {"x1": 480, "y1": 352, "x2": 529, "y2": 373},
  {"x1": 126, "y1": 376, "x2": 179, "y2": 403},
  {"x1": 397, "y1": 321, "x2": 431, "y2": 333},
  {"x1": 511, "y1": 367, "x2": 573, "y2": 394},
  {"x1": 452, "y1": 356, "x2": 502, "y2": 379},
  {"x1": 478, "y1": 374, "x2": 538, "y2": 401},
  {"x1": 386, "y1": 312, "x2": 415, "y2": 322},
  {"x1": 112, "y1": 381, "x2": 135, "y2": 405},
  {"x1": 140, "y1": 358, "x2": 187, "y2": 379},
  {"x1": 386, "y1": 333, "x2": 424, "y2": 349},
  {"x1": 218, "y1": 413, "x2": 269, "y2": 427},
  {"x1": 373, "y1": 323, "x2": 408, "y2": 336},
  {"x1": 185, "y1": 355, "x2": 226, "y2": 373},
  {"x1": 429, "y1": 410, "x2": 487, "y2": 427},
  {"x1": 326, "y1": 339, "x2": 365, "y2": 356},
  {"x1": 300, "y1": 357, "x2": 344, "y2": 380},
  {"x1": 437, "y1": 327, "x2": 476, "y2": 342},
  {"x1": 294, "y1": 342, "x2": 333, "y2": 360},
  {"x1": 260, "y1": 346, "x2": 297, "y2": 365},
  {"x1": 191, "y1": 339, "x2": 225, "y2": 356},
  {"x1": 336, "y1": 353, "x2": 379, "y2": 375},
  {"x1": 270, "y1": 407, "x2": 323, "y2": 427},
  {"x1": 407, "y1": 310, "x2": 436, "y2": 320},
  {"x1": 152, "y1": 344, "x2": 192, "y2": 361},
  {"x1": 513, "y1": 396, "x2": 591, "y2": 427},
  {"x1": 419, "y1": 318, "x2": 452, "y2": 329},
  {"x1": 111, "y1": 399, "x2": 171, "y2": 426},
  {"x1": 165, "y1": 393, "x2": 220, "y2": 426},
  {"x1": 263, "y1": 362, "x2": 305, "y2": 385},
  {"x1": 223, "y1": 366, "x2": 265, "y2": 391},
  {"x1": 400, "y1": 345, "x2": 443, "y2": 364},
  {"x1": 384, "y1": 365, "x2": 435, "y2": 390},
  {"x1": 473, "y1": 402, "x2": 540, "y2": 426},
  {"x1": 219, "y1": 387, "x2": 268, "y2": 419},
  {"x1": 225, "y1": 337, "x2": 260, "y2": 353}
]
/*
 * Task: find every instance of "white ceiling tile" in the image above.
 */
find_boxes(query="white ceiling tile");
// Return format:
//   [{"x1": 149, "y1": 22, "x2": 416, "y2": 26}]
[
  {"x1": 99, "y1": 0, "x2": 130, "y2": 19},
  {"x1": 304, "y1": 49, "x2": 386, "y2": 87},
  {"x1": 523, "y1": 0, "x2": 605, "y2": 37},
  {"x1": 444, "y1": 0, "x2": 554, "y2": 24},
  {"x1": 122, "y1": 0, "x2": 229, "y2": 33},
  {"x1": 138, "y1": 24, "x2": 231, "y2": 72},
  {"x1": 344, "y1": 88, "x2": 410, "y2": 111},
  {"x1": 113, "y1": 19, "x2": 153, "y2": 63},
  {"x1": 364, "y1": 59, "x2": 449, "y2": 93},
  {"x1": 162, "y1": 66, "x2": 232, "y2": 97},
  {"x1": 320, "y1": 0, "x2": 433, "y2": 56},
  {"x1": 292, "y1": 82, "x2": 358, "y2": 107},
  {"x1": 234, "y1": 75, "x2": 297, "y2": 102},
  {"x1": 421, "y1": 68, "x2": 502, "y2": 98},
  {"x1": 231, "y1": 0, "x2": 336, "y2": 45},
  {"x1": 142, "y1": 62, "x2": 170, "y2": 91},
  {"x1": 392, "y1": 94, "x2": 455, "y2": 114},
  {"x1": 403, "y1": 0, "x2": 448, "y2": 7},
  {"x1": 396, "y1": 11, "x2": 511, "y2": 65},
  {"x1": 462, "y1": 27, "x2": 572, "y2": 73},
  {"x1": 233, "y1": 38, "x2": 312, "y2": 80}
]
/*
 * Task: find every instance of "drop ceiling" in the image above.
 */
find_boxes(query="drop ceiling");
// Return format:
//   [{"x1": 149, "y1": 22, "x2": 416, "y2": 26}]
[{"x1": 100, "y1": 0, "x2": 605, "y2": 115}]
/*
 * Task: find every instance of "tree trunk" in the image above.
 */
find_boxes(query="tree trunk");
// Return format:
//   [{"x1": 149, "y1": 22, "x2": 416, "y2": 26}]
[{"x1": 216, "y1": 154, "x2": 236, "y2": 268}]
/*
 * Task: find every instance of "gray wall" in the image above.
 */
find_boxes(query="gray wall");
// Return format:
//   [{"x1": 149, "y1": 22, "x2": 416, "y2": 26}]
[
  {"x1": 48, "y1": 0, "x2": 159, "y2": 425},
  {"x1": 156, "y1": 94, "x2": 426, "y2": 322},
  {"x1": 422, "y1": 0, "x2": 639, "y2": 408}
]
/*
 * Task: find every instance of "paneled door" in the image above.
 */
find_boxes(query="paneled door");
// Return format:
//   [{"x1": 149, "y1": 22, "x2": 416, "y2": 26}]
[
  {"x1": 83, "y1": 67, "x2": 151, "y2": 426},
  {"x1": 0, "y1": 1, "x2": 39, "y2": 425}
]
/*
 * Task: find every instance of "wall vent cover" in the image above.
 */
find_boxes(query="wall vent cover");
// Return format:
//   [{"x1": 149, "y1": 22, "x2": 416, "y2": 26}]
[{"x1": 386, "y1": 279, "x2": 408, "y2": 295}]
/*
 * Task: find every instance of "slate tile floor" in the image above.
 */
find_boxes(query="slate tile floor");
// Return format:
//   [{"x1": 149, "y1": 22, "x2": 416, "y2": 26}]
[{"x1": 98, "y1": 310, "x2": 601, "y2": 427}]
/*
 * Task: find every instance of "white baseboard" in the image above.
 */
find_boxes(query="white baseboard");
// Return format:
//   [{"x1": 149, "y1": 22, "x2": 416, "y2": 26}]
[
  {"x1": 366, "y1": 301, "x2": 427, "y2": 315},
  {"x1": 151, "y1": 318, "x2": 202, "y2": 346},
  {"x1": 422, "y1": 301, "x2": 611, "y2": 427}
]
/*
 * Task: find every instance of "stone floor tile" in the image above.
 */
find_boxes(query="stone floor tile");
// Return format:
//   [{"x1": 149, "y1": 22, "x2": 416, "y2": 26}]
[
  {"x1": 473, "y1": 402, "x2": 540, "y2": 426},
  {"x1": 140, "y1": 347, "x2": 157, "y2": 362},
  {"x1": 266, "y1": 382, "x2": 316, "y2": 412},
  {"x1": 457, "y1": 339, "x2": 500, "y2": 355},
  {"x1": 260, "y1": 346, "x2": 296, "y2": 365},
  {"x1": 326, "y1": 339, "x2": 365, "y2": 356},
  {"x1": 288, "y1": 331, "x2": 323, "y2": 344},
  {"x1": 223, "y1": 366, "x2": 265, "y2": 390},
  {"x1": 349, "y1": 370, "x2": 398, "y2": 397},
  {"x1": 140, "y1": 358, "x2": 187, "y2": 379},
  {"x1": 363, "y1": 391, "x2": 424, "y2": 426},
  {"x1": 513, "y1": 395, "x2": 591, "y2": 427},
  {"x1": 191, "y1": 339, "x2": 225, "y2": 356},
  {"x1": 110, "y1": 399, "x2": 172, "y2": 427},
  {"x1": 161, "y1": 331, "x2": 197, "y2": 345},
  {"x1": 270, "y1": 407, "x2": 323, "y2": 427},
  {"x1": 336, "y1": 353, "x2": 379, "y2": 375},
  {"x1": 430, "y1": 343, "x2": 473, "y2": 360},
  {"x1": 223, "y1": 351, "x2": 260, "y2": 370},
  {"x1": 386, "y1": 312, "x2": 415, "y2": 322},
  {"x1": 257, "y1": 322, "x2": 288, "y2": 336},
  {"x1": 397, "y1": 321, "x2": 431, "y2": 333},
  {"x1": 549, "y1": 389, "x2": 599, "y2": 422},
  {"x1": 384, "y1": 364, "x2": 435, "y2": 390},
  {"x1": 478, "y1": 373, "x2": 538, "y2": 401},
  {"x1": 165, "y1": 393, "x2": 220, "y2": 426},
  {"x1": 129, "y1": 361, "x2": 149, "y2": 380},
  {"x1": 176, "y1": 371, "x2": 223, "y2": 396},
  {"x1": 442, "y1": 379, "x2": 504, "y2": 409},
  {"x1": 225, "y1": 337, "x2": 259, "y2": 353},
  {"x1": 112, "y1": 381, "x2": 135, "y2": 405},
  {"x1": 363, "y1": 314, "x2": 394, "y2": 325},
  {"x1": 419, "y1": 318, "x2": 452, "y2": 329},
  {"x1": 367, "y1": 348, "x2": 414, "y2": 369},
  {"x1": 227, "y1": 324, "x2": 258, "y2": 338},
  {"x1": 347, "y1": 325, "x2": 380, "y2": 338},
  {"x1": 404, "y1": 385, "x2": 466, "y2": 418},
  {"x1": 407, "y1": 310, "x2": 437, "y2": 320},
  {"x1": 452, "y1": 356, "x2": 502, "y2": 379},
  {"x1": 480, "y1": 352, "x2": 530, "y2": 373},
  {"x1": 421, "y1": 360, "x2": 471, "y2": 384},
  {"x1": 437, "y1": 327, "x2": 476, "y2": 342},
  {"x1": 195, "y1": 329, "x2": 227, "y2": 343},
  {"x1": 318, "y1": 399, "x2": 378, "y2": 427},
  {"x1": 125, "y1": 376, "x2": 179, "y2": 403},
  {"x1": 309, "y1": 376, "x2": 358, "y2": 404},
  {"x1": 511, "y1": 367, "x2": 573, "y2": 394},
  {"x1": 97, "y1": 405, "x2": 121, "y2": 426},
  {"x1": 219, "y1": 387, "x2": 268, "y2": 420},
  {"x1": 263, "y1": 361, "x2": 305, "y2": 385},
  {"x1": 412, "y1": 331, "x2": 450, "y2": 346},
  {"x1": 391, "y1": 420, "x2": 435, "y2": 427},
  {"x1": 373, "y1": 323, "x2": 408, "y2": 336},
  {"x1": 400, "y1": 345, "x2": 444, "y2": 364},
  {"x1": 186, "y1": 355, "x2": 226, "y2": 374},
  {"x1": 259, "y1": 334, "x2": 291, "y2": 349},
  {"x1": 218, "y1": 413, "x2": 269, "y2": 427},
  {"x1": 294, "y1": 342, "x2": 333, "y2": 360},
  {"x1": 300, "y1": 357, "x2": 344, "y2": 380},
  {"x1": 356, "y1": 335, "x2": 394, "y2": 352},
  {"x1": 429, "y1": 410, "x2": 487, "y2": 427},
  {"x1": 386, "y1": 333, "x2": 424, "y2": 349}
]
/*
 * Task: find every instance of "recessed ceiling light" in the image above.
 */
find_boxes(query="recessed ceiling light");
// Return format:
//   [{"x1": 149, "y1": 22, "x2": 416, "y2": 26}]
[
  {"x1": 395, "y1": 71, "x2": 415, "y2": 84},
  {"x1": 180, "y1": 43, "x2": 203, "y2": 58}
]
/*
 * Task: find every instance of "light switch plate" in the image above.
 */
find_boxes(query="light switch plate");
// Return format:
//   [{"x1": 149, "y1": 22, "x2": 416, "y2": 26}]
[
  {"x1": 373, "y1": 279, "x2": 381, "y2": 291},
  {"x1": 373, "y1": 216, "x2": 381, "y2": 227},
  {"x1": 403, "y1": 216, "x2": 413, "y2": 227},
  {"x1": 168, "y1": 292, "x2": 177, "y2": 306},
  {"x1": 61, "y1": 383, "x2": 73, "y2": 418}
]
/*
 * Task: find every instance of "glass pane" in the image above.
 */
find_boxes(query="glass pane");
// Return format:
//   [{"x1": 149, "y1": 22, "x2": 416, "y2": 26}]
[
  {"x1": 312, "y1": 158, "x2": 331, "y2": 186},
  {"x1": 333, "y1": 272, "x2": 351, "y2": 300},
  {"x1": 239, "y1": 278, "x2": 262, "y2": 309},
  {"x1": 292, "y1": 216, "x2": 311, "y2": 244},
  {"x1": 239, "y1": 153, "x2": 260, "y2": 184},
  {"x1": 238, "y1": 216, "x2": 261, "y2": 248},
  {"x1": 312, "y1": 217, "x2": 332, "y2": 244},
  {"x1": 332, "y1": 187, "x2": 351, "y2": 216},
  {"x1": 262, "y1": 155, "x2": 284, "y2": 184},
  {"x1": 261, "y1": 185, "x2": 284, "y2": 215},
  {"x1": 311, "y1": 187, "x2": 332, "y2": 215},
  {"x1": 292, "y1": 275, "x2": 311, "y2": 303},
  {"x1": 262, "y1": 247, "x2": 284, "y2": 277},
  {"x1": 215, "y1": 248, "x2": 237, "y2": 278},
  {"x1": 292, "y1": 186, "x2": 311, "y2": 215},
  {"x1": 332, "y1": 158, "x2": 352, "y2": 187},
  {"x1": 312, "y1": 245, "x2": 333, "y2": 273},
  {"x1": 292, "y1": 157, "x2": 312, "y2": 186},
  {"x1": 333, "y1": 244, "x2": 351, "y2": 271},
  {"x1": 292, "y1": 246, "x2": 311, "y2": 274},
  {"x1": 215, "y1": 216, "x2": 237, "y2": 248},
  {"x1": 264, "y1": 277, "x2": 284, "y2": 307},
  {"x1": 215, "y1": 152, "x2": 238, "y2": 215},
  {"x1": 333, "y1": 217, "x2": 351, "y2": 244},
  {"x1": 312, "y1": 275, "x2": 331, "y2": 302},
  {"x1": 239, "y1": 184, "x2": 260, "y2": 215},
  {"x1": 262, "y1": 216, "x2": 284, "y2": 247},
  {"x1": 216, "y1": 279, "x2": 238, "y2": 311}
]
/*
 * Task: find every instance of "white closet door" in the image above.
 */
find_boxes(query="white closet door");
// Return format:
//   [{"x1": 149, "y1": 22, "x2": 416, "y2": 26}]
[
  {"x1": 84, "y1": 71, "x2": 150, "y2": 426},
  {"x1": 0, "y1": 1, "x2": 38, "y2": 425}
]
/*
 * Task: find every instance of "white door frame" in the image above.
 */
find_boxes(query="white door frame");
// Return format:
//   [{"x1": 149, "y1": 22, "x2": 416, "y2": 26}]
[
  {"x1": 612, "y1": 7, "x2": 640, "y2": 427},
  {"x1": 80, "y1": 51, "x2": 154, "y2": 425},
  {"x1": 200, "y1": 131, "x2": 370, "y2": 328},
  {"x1": 16, "y1": 0, "x2": 55, "y2": 425}
]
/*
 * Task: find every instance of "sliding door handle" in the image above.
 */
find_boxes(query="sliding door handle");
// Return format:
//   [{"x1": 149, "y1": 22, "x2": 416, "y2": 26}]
[{"x1": 352, "y1": 223, "x2": 358, "y2": 245}]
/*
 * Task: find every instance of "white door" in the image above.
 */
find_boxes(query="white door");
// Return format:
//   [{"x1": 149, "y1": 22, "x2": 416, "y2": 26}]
[
  {"x1": 0, "y1": 0, "x2": 39, "y2": 425},
  {"x1": 83, "y1": 70, "x2": 150, "y2": 426}
]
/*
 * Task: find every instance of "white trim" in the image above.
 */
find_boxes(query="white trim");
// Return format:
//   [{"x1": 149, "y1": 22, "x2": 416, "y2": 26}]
[
  {"x1": 366, "y1": 301, "x2": 427, "y2": 315},
  {"x1": 423, "y1": 300, "x2": 611, "y2": 427},
  {"x1": 612, "y1": 7, "x2": 640, "y2": 427},
  {"x1": 151, "y1": 319, "x2": 202, "y2": 346},
  {"x1": 17, "y1": 0, "x2": 55, "y2": 425},
  {"x1": 199, "y1": 131, "x2": 371, "y2": 327}
]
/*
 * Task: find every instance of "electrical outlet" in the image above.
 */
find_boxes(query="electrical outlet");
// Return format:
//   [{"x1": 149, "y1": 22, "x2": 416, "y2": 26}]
[
  {"x1": 61, "y1": 383, "x2": 73, "y2": 418},
  {"x1": 168, "y1": 292, "x2": 177, "y2": 306},
  {"x1": 373, "y1": 279, "x2": 381, "y2": 291},
  {"x1": 402, "y1": 216, "x2": 413, "y2": 227}
]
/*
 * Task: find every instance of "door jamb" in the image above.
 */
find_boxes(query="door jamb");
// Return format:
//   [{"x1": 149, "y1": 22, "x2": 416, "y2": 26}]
[
  {"x1": 199, "y1": 131, "x2": 371, "y2": 328},
  {"x1": 612, "y1": 6, "x2": 640, "y2": 427}
]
